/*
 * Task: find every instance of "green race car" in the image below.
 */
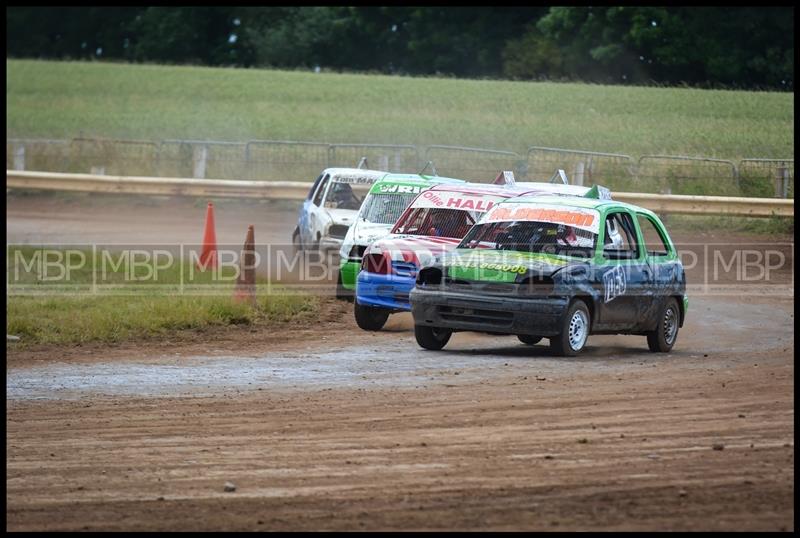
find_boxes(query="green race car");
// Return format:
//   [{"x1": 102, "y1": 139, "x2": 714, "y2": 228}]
[
  {"x1": 410, "y1": 191, "x2": 688, "y2": 356},
  {"x1": 336, "y1": 173, "x2": 464, "y2": 298}
]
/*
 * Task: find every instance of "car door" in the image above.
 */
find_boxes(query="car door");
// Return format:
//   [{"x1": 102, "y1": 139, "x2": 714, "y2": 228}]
[
  {"x1": 635, "y1": 212, "x2": 680, "y2": 328},
  {"x1": 299, "y1": 173, "x2": 325, "y2": 246},
  {"x1": 303, "y1": 173, "x2": 330, "y2": 246},
  {"x1": 595, "y1": 210, "x2": 652, "y2": 330}
]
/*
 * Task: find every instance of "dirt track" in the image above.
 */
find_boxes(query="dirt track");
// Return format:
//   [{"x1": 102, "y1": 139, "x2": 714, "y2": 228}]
[{"x1": 6, "y1": 192, "x2": 795, "y2": 531}]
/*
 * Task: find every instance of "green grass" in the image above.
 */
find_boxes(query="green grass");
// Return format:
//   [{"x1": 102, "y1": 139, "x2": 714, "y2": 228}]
[
  {"x1": 6, "y1": 246, "x2": 320, "y2": 346},
  {"x1": 6, "y1": 59, "x2": 794, "y2": 160}
]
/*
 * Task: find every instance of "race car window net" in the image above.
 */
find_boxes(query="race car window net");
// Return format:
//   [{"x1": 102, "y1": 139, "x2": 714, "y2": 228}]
[
  {"x1": 391, "y1": 207, "x2": 477, "y2": 239},
  {"x1": 359, "y1": 193, "x2": 418, "y2": 224},
  {"x1": 323, "y1": 180, "x2": 370, "y2": 210},
  {"x1": 459, "y1": 221, "x2": 597, "y2": 258}
]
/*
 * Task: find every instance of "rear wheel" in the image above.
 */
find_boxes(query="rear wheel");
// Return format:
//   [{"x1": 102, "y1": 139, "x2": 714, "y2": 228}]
[
  {"x1": 646, "y1": 298, "x2": 680, "y2": 352},
  {"x1": 550, "y1": 299, "x2": 590, "y2": 357},
  {"x1": 518, "y1": 334, "x2": 542, "y2": 345},
  {"x1": 415, "y1": 325, "x2": 452, "y2": 350},
  {"x1": 354, "y1": 302, "x2": 389, "y2": 331}
]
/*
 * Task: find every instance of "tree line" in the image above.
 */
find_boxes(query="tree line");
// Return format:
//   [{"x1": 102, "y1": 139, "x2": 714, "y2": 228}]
[{"x1": 6, "y1": 6, "x2": 794, "y2": 90}]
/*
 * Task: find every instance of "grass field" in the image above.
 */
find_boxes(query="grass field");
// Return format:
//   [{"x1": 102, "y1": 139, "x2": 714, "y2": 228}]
[
  {"x1": 6, "y1": 59, "x2": 794, "y2": 160},
  {"x1": 6, "y1": 246, "x2": 319, "y2": 346}
]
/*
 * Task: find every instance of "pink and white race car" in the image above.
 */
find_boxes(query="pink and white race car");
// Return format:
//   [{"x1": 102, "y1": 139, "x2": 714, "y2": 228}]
[{"x1": 354, "y1": 182, "x2": 546, "y2": 330}]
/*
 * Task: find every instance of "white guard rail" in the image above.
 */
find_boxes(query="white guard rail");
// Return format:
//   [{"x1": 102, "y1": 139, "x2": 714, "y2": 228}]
[{"x1": 6, "y1": 170, "x2": 794, "y2": 218}]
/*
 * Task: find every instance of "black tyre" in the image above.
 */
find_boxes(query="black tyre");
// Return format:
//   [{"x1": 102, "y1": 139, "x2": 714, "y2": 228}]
[
  {"x1": 550, "y1": 299, "x2": 591, "y2": 357},
  {"x1": 291, "y1": 227, "x2": 303, "y2": 253},
  {"x1": 646, "y1": 298, "x2": 680, "y2": 353},
  {"x1": 335, "y1": 270, "x2": 353, "y2": 302},
  {"x1": 518, "y1": 334, "x2": 542, "y2": 345},
  {"x1": 415, "y1": 325, "x2": 452, "y2": 350},
  {"x1": 354, "y1": 302, "x2": 389, "y2": 331}
]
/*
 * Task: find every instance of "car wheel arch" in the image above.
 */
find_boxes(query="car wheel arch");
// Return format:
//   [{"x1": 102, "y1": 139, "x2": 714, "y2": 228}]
[{"x1": 571, "y1": 295, "x2": 596, "y2": 332}]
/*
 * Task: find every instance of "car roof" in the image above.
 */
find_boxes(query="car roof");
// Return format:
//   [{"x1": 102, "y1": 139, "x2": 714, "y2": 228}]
[
  {"x1": 426, "y1": 182, "x2": 531, "y2": 198},
  {"x1": 324, "y1": 168, "x2": 387, "y2": 181},
  {"x1": 381, "y1": 173, "x2": 465, "y2": 184},
  {"x1": 502, "y1": 193, "x2": 660, "y2": 219}
]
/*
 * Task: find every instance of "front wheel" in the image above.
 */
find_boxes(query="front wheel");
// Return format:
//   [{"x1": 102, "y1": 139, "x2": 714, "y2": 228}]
[
  {"x1": 550, "y1": 299, "x2": 591, "y2": 357},
  {"x1": 354, "y1": 302, "x2": 389, "y2": 331},
  {"x1": 646, "y1": 298, "x2": 680, "y2": 353},
  {"x1": 518, "y1": 334, "x2": 542, "y2": 345},
  {"x1": 415, "y1": 325, "x2": 452, "y2": 350},
  {"x1": 335, "y1": 270, "x2": 353, "y2": 302}
]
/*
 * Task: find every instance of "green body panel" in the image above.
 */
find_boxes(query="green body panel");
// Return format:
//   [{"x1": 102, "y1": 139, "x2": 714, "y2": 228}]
[
  {"x1": 447, "y1": 249, "x2": 570, "y2": 283},
  {"x1": 368, "y1": 178, "x2": 431, "y2": 195},
  {"x1": 340, "y1": 260, "x2": 360, "y2": 289}
]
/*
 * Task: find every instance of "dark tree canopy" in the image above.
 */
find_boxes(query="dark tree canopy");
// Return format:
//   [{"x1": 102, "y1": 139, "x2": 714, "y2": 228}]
[{"x1": 6, "y1": 6, "x2": 793, "y2": 90}]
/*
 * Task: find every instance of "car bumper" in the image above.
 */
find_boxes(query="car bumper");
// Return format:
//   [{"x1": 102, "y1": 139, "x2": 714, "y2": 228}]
[
  {"x1": 340, "y1": 260, "x2": 361, "y2": 290},
  {"x1": 410, "y1": 288, "x2": 569, "y2": 336},
  {"x1": 319, "y1": 237, "x2": 344, "y2": 252},
  {"x1": 356, "y1": 271, "x2": 416, "y2": 311}
]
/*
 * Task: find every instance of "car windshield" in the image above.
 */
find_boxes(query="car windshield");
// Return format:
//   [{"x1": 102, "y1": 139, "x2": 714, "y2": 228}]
[
  {"x1": 392, "y1": 207, "x2": 477, "y2": 238},
  {"x1": 459, "y1": 220, "x2": 597, "y2": 258},
  {"x1": 359, "y1": 193, "x2": 418, "y2": 224},
  {"x1": 323, "y1": 181, "x2": 370, "y2": 210}
]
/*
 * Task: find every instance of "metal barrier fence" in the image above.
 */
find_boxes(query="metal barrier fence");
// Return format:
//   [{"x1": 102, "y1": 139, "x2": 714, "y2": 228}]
[
  {"x1": 7, "y1": 139, "x2": 71, "y2": 173},
  {"x1": 424, "y1": 145, "x2": 523, "y2": 182},
  {"x1": 526, "y1": 147, "x2": 636, "y2": 192},
  {"x1": 738, "y1": 158, "x2": 794, "y2": 199},
  {"x1": 6, "y1": 137, "x2": 795, "y2": 199},
  {"x1": 245, "y1": 140, "x2": 329, "y2": 181},
  {"x1": 636, "y1": 155, "x2": 739, "y2": 196},
  {"x1": 70, "y1": 137, "x2": 160, "y2": 177},
  {"x1": 328, "y1": 143, "x2": 420, "y2": 174}
]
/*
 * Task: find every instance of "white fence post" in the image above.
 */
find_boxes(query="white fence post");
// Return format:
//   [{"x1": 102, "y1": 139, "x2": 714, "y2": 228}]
[
  {"x1": 13, "y1": 144, "x2": 25, "y2": 171},
  {"x1": 575, "y1": 161, "x2": 585, "y2": 186},
  {"x1": 193, "y1": 144, "x2": 207, "y2": 179},
  {"x1": 779, "y1": 167, "x2": 789, "y2": 199}
]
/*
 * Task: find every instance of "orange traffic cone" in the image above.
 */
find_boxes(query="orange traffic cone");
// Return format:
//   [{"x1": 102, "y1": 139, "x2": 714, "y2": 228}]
[
  {"x1": 197, "y1": 202, "x2": 218, "y2": 271},
  {"x1": 233, "y1": 225, "x2": 256, "y2": 306}
]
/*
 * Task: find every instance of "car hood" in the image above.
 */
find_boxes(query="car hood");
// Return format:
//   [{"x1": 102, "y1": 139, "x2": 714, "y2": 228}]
[
  {"x1": 325, "y1": 208, "x2": 359, "y2": 226},
  {"x1": 350, "y1": 219, "x2": 395, "y2": 246},
  {"x1": 365, "y1": 235, "x2": 462, "y2": 268},
  {"x1": 442, "y1": 248, "x2": 577, "y2": 283}
]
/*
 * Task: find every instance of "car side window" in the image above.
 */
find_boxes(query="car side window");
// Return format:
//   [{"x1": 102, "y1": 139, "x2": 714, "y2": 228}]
[
  {"x1": 312, "y1": 174, "x2": 330, "y2": 206},
  {"x1": 636, "y1": 214, "x2": 671, "y2": 257},
  {"x1": 602, "y1": 211, "x2": 640, "y2": 260},
  {"x1": 307, "y1": 173, "x2": 324, "y2": 200}
]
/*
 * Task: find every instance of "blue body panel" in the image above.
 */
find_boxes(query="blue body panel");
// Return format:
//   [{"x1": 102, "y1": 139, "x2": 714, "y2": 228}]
[{"x1": 356, "y1": 268, "x2": 417, "y2": 311}]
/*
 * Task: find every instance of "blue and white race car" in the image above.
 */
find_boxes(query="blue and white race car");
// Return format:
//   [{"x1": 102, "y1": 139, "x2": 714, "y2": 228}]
[{"x1": 292, "y1": 167, "x2": 386, "y2": 253}]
